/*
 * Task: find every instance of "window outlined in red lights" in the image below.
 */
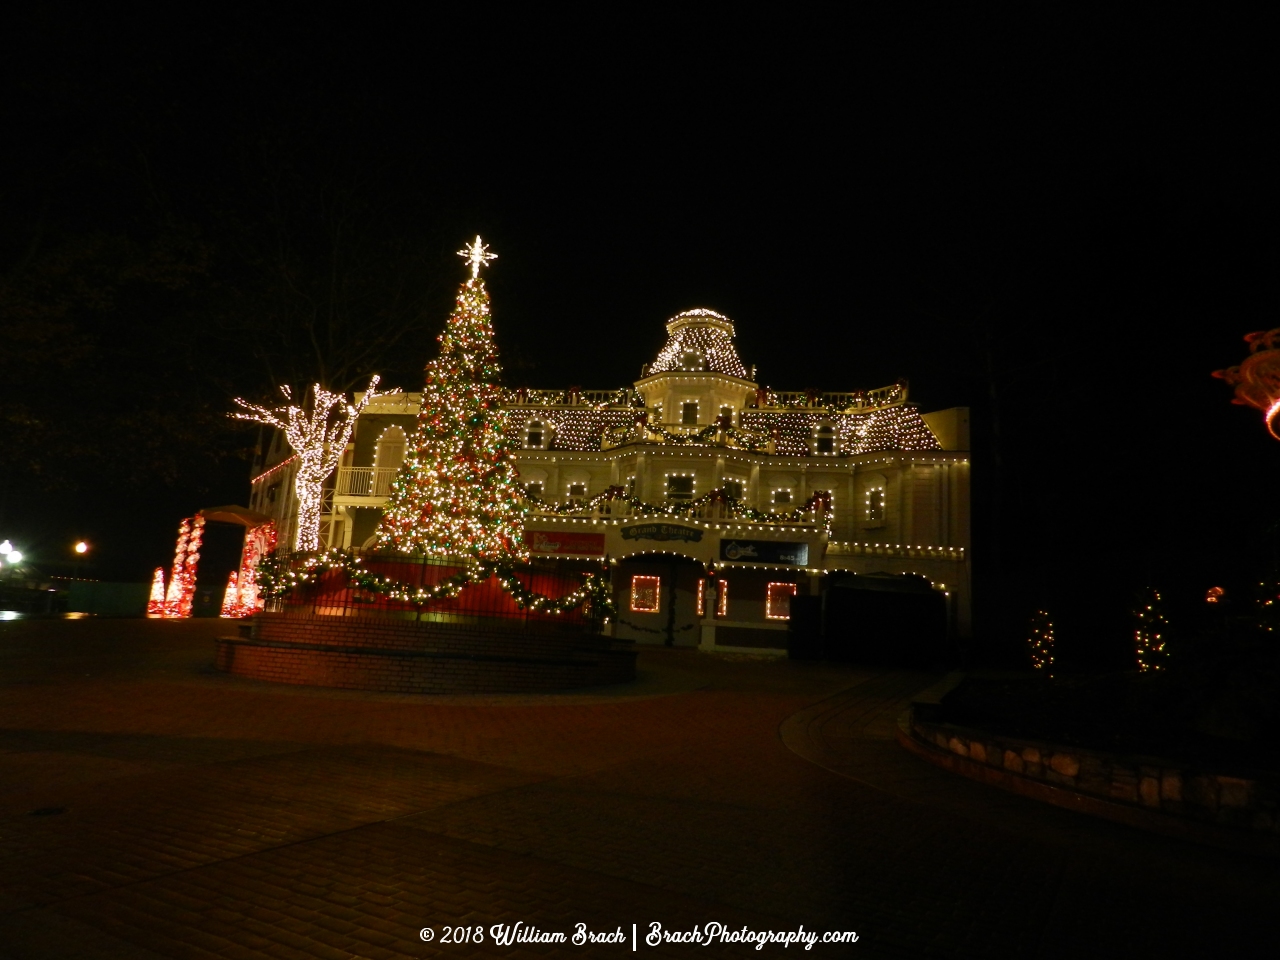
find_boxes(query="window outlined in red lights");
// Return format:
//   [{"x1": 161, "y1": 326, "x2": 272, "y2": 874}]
[
  {"x1": 630, "y1": 575, "x2": 661, "y2": 613},
  {"x1": 696, "y1": 579, "x2": 729, "y2": 617},
  {"x1": 765, "y1": 582, "x2": 797, "y2": 620}
]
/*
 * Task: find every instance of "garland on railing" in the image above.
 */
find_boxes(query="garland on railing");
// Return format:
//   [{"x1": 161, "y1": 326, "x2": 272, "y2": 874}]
[
  {"x1": 646, "y1": 423, "x2": 719, "y2": 444},
  {"x1": 525, "y1": 486, "x2": 832, "y2": 530},
  {"x1": 610, "y1": 419, "x2": 772, "y2": 451},
  {"x1": 255, "y1": 550, "x2": 614, "y2": 618}
]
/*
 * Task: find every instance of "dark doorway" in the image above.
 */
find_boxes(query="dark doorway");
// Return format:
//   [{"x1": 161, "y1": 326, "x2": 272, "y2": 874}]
[
  {"x1": 191, "y1": 522, "x2": 244, "y2": 617},
  {"x1": 822, "y1": 573, "x2": 947, "y2": 668},
  {"x1": 613, "y1": 554, "x2": 705, "y2": 646}
]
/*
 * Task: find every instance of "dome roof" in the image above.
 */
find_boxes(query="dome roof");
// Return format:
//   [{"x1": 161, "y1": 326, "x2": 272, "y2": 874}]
[{"x1": 647, "y1": 308, "x2": 749, "y2": 379}]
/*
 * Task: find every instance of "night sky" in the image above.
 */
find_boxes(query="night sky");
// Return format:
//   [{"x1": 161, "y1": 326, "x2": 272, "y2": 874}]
[{"x1": 2, "y1": 11, "x2": 1276, "y2": 659}]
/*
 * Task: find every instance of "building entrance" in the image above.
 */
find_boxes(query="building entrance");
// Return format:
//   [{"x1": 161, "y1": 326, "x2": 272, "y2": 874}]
[{"x1": 613, "y1": 554, "x2": 706, "y2": 646}]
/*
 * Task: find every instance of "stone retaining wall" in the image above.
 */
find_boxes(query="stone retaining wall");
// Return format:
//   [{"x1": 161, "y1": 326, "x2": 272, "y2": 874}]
[
  {"x1": 906, "y1": 706, "x2": 1280, "y2": 847},
  {"x1": 216, "y1": 613, "x2": 636, "y2": 694}
]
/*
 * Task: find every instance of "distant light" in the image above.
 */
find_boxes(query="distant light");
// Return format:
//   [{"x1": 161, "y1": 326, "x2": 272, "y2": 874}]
[
  {"x1": 0, "y1": 540, "x2": 12, "y2": 556},
  {"x1": 1206, "y1": 586, "x2": 1225, "y2": 603},
  {"x1": 74, "y1": 541, "x2": 89, "y2": 555},
  {"x1": 7, "y1": 551, "x2": 22, "y2": 564}
]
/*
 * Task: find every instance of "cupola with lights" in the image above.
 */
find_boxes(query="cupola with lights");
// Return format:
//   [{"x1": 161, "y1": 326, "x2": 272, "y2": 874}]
[{"x1": 645, "y1": 308, "x2": 752, "y2": 380}]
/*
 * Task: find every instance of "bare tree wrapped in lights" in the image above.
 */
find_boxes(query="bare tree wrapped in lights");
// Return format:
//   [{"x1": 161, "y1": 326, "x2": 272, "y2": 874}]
[
  {"x1": 1213, "y1": 328, "x2": 1280, "y2": 438},
  {"x1": 233, "y1": 377, "x2": 399, "y2": 551},
  {"x1": 375, "y1": 237, "x2": 528, "y2": 562},
  {"x1": 1133, "y1": 587, "x2": 1169, "y2": 672}
]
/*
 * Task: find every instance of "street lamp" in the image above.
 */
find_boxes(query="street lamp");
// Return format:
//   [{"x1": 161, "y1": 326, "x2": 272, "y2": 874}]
[
  {"x1": 0, "y1": 541, "x2": 22, "y2": 573},
  {"x1": 74, "y1": 541, "x2": 89, "y2": 555}
]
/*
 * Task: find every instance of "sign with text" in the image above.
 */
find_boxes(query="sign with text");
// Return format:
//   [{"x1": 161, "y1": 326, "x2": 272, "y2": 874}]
[
  {"x1": 620, "y1": 523, "x2": 704, "y2": 544},
  {"x1": 524, "y1": 530, "x2": 606, "y2": 556},
  {"x1": 720, "y1": 539, "x2": 810, "y2": 566}
]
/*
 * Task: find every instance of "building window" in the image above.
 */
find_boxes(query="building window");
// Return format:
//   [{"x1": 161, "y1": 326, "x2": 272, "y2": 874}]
[
  {"x1": 766, "y1": 582, "x2": 797, "y2": 620},
  {"x1": 772, "y1": 488, "x2": 793, "y2": 506},
  {"x1": 652, "y1": 404, "x2": 663, "y2": 424},
  {"x1": 813, "y1": 424, "x2": 836, "y2": 455},
  {"x1": 525, "y1": 481, "x2": 544, "y2": 499},
  {"x1": 681, "y1": 401, "x2": 699, "y2": 425},
  {"x1": 866, "y1": 486, "x2": 885, "y2": 525},
  {"x1": 374, "y1": 426, "x2": 408, "y2": 470},
  {"x1": 680, "y1": 350, "x2": 706, "y2": 371},
  {"x1": 630, "y1": 575, "x2": 661, "y2": 613},
  {"x1": 267, "y1": 482, "x2": 280, "y2": 504},
  {"x1": 696, "y1": 578, "x2": 729, "y2": 617},
  {"x1": 813, "y1": 490, "x2": 833, "y2": 518},
  {"x1": 626, "y1": 475, "x2": 637, "y2": 497},
  {"x1": 719, "y1": 405, "x2": 733, "y2": 422},
  {"x1": 525, "y1": 420, "x2": 545, "y2": 449},
  {"x1": 723, "y1": 478, "x2": 744, "y2": 501},
  {"x1": 567, "y1": 482, "x2": 587, "y2": 504},
  {"x1": 666, "y1": 474, "x2": 695, "y2": 500}
]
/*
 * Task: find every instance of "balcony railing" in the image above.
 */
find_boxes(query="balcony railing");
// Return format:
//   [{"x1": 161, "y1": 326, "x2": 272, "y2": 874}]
[
  {"x1": 757, "y1": 382, "x2": 907, "y2": 412},
  {"x1": 355, "y1": 383, "x2": 909, "y2": 416},
  {"x1": 526, "y1": 496, "x2": 826, "y2": 525},
  {"x1": 335, "y1": 467, "x2": 399, "y2": 498},
  {"x1": 501, "y1": 383, "x2": 906, "y2": 414},
  {"x1": 503, "y1": 388, "x2": 637, "y2": 408},
  {"x1": 601, "y1": 421, "x2": 773, "y2": 452}
]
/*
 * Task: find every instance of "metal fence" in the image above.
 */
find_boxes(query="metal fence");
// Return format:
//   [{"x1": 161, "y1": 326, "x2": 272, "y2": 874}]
[{"x1": 266, "y1": 553, "x2": 604, "y2": 632}]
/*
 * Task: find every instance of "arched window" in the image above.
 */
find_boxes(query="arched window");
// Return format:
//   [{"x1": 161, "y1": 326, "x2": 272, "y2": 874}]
[
  {"x1": 374, "y1": 426, "x2": 407, "y2": 470},
  {"x1": 866, "y1": 486, "x2": 885, "y2": 525},
  {"x1": 680, "y1": 350, "x2": 707, "y2": 371}
]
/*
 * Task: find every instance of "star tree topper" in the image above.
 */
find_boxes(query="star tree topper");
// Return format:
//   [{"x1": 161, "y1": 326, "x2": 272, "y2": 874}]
[{"x1": 457, "y1": 235, "x2": 497, "y2": 278}]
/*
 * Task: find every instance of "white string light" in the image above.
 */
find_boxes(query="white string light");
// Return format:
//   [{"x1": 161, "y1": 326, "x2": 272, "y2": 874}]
[
  {"x1": 233, "y1": 376, "x2": 400, "y2": 551},
  {"x1": 457, "y1": 235, "x2": 497, "y2": 278}
]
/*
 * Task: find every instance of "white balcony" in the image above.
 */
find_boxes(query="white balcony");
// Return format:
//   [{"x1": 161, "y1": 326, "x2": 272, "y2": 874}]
[{"x1": 335, "y1": 466, "x2": 399, "y2": 499}]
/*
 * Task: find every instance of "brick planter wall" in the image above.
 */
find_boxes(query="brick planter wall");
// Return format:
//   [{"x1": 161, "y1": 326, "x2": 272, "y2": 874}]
[
  {"x1": 901, "y1": 705, "x2": 1280, "y2": 852},
  {"x1": 216, "y1": 613, "x2": 636, "y2": 694}
]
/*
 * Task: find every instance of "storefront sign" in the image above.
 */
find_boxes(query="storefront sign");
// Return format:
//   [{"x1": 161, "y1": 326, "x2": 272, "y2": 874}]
[
  {"x1": 720, "y1": 539, "x2": 810, "y2": 566},
  {"x1": 620, "y1": 523, "x2": 704, "y2": 543},
  {"x1": 524, "y1": 530, "x2": 606, "y2": 556}
]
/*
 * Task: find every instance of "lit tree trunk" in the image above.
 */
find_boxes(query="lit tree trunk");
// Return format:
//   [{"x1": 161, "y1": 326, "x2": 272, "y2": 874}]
[
  {"x1": 294, "y1": 472, "x2": 325, "y2": 552},
  {"x1": 233, "y1": 377, "x2": 398, "y2": 553}
]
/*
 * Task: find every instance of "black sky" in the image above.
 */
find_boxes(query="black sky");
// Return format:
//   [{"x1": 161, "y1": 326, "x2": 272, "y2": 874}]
[{"x1": 1, "y1": 10, "x2": 1276, "y2": 656}]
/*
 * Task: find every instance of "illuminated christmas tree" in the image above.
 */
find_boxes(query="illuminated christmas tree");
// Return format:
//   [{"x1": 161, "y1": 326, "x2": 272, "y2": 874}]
[
  {"x1": 1028, "y1": 609, "x2": 1055, "y2": 674},
  {"x1": 146, "y1": 567, "x2": 166, "y2": 618},
  {"x1": 1133, "y1": 587, "x2": 1169, "y2": 672},
  {"x1": 220, "y1": 572, "x2": 240, "y2": 618},
  {"x1": 376, "y1": 237, "x2": 528, "y2": 561}
]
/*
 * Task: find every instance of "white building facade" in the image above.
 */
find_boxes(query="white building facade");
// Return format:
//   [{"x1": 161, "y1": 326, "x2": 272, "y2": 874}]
[{"x1": 248, "y1": 309, "x2": 970, "y2": 655}]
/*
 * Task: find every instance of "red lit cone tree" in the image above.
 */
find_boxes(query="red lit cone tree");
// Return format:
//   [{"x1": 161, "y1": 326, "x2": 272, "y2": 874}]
[{"x1": 375, "y1": 237, "x2": 528, "y2": 562}]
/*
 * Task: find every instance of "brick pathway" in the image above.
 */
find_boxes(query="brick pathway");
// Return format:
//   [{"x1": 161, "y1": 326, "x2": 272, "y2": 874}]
[{"x1": 0, "y1": 619, "x2": 1276, "y2": 958}]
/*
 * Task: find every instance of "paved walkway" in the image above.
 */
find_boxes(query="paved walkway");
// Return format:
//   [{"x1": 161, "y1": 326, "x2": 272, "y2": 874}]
[{"x1": 0, "y1": 618, "x2": 1275, "y2": 958}]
